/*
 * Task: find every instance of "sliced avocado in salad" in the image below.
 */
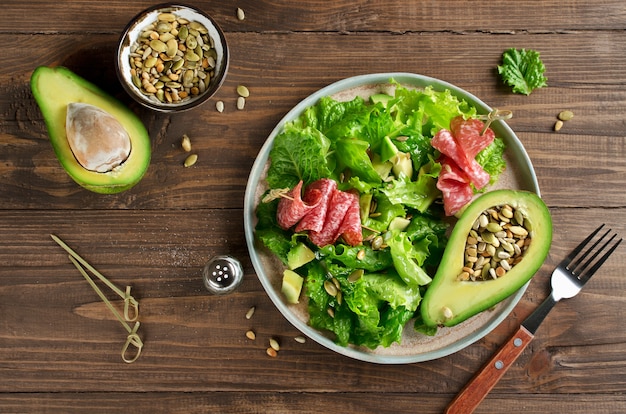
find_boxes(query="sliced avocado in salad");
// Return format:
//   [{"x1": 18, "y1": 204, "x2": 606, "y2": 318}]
[
  {"x1": 287, "y1": 242, "x2": 316, "y2": 270},
  {"x1": 420, "y1": 190, "x2": 552, "y2": 327},
  {"x1": 282, "y1": 269, "x2": 304, "y2": 304},
  {"x1": 370, "y1": 93, "x2": 393, "y2": 106},
  {"x1": 380, "y1": 135, "x2": 399, "y2": 162},
  {"x1": 256, "y1": 80, "x2": 509, "y2": 348}
]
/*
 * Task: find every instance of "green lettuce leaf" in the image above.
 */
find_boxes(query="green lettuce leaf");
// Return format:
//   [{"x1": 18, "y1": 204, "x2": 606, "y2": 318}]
[
  {"x1": 362, "y1": 270, "x2": 422, "y2": 311},
  {"x1": 476, "y1": 137, "x2": 507, "y2": 187},
  {"x1": 267, "y1": 124, "x2": 332, "y2": 189},
  {"x1": 380, "y1": 161, "x2": 441, "y2": 213},
  {"x1": 386, "y1": 232, "x2": 432, "y2": 286},
  {"x1": 497, "y1": 48, "x2": 547, "y2": 95},
  {"x1": 335, "y1": 138, "x2": 382, "y2": 184},
  {"x1": 254, "y1": 199, "x2": 291, "y2": 264}
]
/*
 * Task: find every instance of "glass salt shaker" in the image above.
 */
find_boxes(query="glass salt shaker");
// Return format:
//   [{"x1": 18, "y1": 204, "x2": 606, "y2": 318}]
[{"x1": 202, "y1": 255, "x2": 244, "y2": 295}]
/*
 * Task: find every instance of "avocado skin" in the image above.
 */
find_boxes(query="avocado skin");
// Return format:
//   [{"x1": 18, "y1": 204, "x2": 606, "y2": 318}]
[
  {"x1": 420, "y1": 190, "x2": 552, "y2": 327},
  {"x1": 30, "y1": 66, "x2": 151, "y2": 194}
]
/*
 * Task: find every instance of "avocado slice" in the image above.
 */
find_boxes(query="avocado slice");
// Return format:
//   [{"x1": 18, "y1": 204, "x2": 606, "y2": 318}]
[
  {"x1": 380, "y1": 135, "x2": 399, "y2": 162},
  {"x1": 421, "y1": 190, "x2": 552, "y2": 327},
  {"x1": 287, "y1": 242, "x2": 315, "y2": 270},
  {"x1": 281, "y1": 269, "x2": 304, "y2": 304},
  {"x1": 30, "y1": 66, "x2": 151, "y2": 194},
  {"x1": 370, "y1": 93, "x2": 393, "y2": 107}
]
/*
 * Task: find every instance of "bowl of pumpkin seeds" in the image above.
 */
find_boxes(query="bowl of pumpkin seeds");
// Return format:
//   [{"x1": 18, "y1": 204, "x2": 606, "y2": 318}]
[{"x1": 117, "y1": 3, "x2": 229, "y2": 112}]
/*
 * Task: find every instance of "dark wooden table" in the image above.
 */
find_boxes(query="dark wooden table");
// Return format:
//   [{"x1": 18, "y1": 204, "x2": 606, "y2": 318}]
[{"x1": 2, "y1": 1, "x2": 625, "y2": 412}]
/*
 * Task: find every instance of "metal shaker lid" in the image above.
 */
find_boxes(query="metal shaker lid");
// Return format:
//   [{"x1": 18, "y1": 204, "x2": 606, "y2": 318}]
[{"x1": 202, "y1": 255, "x2": 244, "y2": 294}]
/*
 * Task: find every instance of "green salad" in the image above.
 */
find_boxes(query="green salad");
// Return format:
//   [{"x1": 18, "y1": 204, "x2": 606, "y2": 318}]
[{"x1": 255, "y1": 81, "x2": 506, "y2": 349}]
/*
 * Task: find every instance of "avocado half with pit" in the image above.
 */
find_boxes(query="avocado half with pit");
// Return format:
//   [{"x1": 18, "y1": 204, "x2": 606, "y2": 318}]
[
  {"x1": 421, "y1": 189, "x2": 552, "y2": 327},
  {"x1": 30, "y1": 66, "x2": 151, "y2": 194}
]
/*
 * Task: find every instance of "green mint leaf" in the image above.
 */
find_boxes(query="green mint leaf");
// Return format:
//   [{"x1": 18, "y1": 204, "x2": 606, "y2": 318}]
[{"x1": 497, "y1": 48, "x2": 547, "y2": 95}]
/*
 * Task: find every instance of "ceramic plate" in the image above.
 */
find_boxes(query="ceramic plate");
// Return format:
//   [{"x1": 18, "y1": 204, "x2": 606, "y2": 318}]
[{"x1": 243, "y1": 73, "x2": 538, "y2": 363}]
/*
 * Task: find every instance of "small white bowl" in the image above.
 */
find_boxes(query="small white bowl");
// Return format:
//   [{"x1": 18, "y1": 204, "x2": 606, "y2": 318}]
[{"x1": 116, "y1": 3, "x2": 229, "y2": 112}]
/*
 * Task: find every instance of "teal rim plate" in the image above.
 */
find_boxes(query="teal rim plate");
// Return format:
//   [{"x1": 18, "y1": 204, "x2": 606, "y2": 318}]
[{"x1": 244, "y1": 73, "x2": 538, "y2": 364}]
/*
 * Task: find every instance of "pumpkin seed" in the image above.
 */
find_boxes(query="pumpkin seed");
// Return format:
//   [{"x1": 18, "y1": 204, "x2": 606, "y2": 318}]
[
  {"x1": 245, "y1": 330, "x2": 256, "y2": 340},
  {"x1": 245, "y1": 306, "x2": 255, "y2": 320},
  {"x1": 558, "y1": 110, "x2": 574, "y2": 121},
  {"x1": 269, "y1": 338, "x2": 280, "y2": 352},
  {"x1": 158, "y1": 13, "x2": 177, "y2": 22},
  {"x1": 166, "y1": 38, "x2": 178, "y2": 57},
  {"x1": 149, "y1": 39, "x2": 167, "y2": 53},
  {"x1": 237, "y1": 84, "x2": 250, "y2": 98},
  {"x1": 294, "y1": 336, "x2": 306, "y2": 344},
  {"x1": 144, "y1": 56, "x2": 157, "y2": 68},
  {"x1": 324, "y1": 280, "x2": 338, "y2": 297},
  {"x1": 156, "y1": 22, "x2": 173, "y2": 33},
  {"x1": 178, "y1": 25, "x2": 188, "y2": 40},
  {"x1": 183, "y1": 153, "x2": 198, "y2": 167},
  {"x1": 160, "y1": 32, "x2": 175, "y2": 42},
  {"x1": 216, "y1": 100, "x2": 225, "y2": 112},
  {"x1": 348, "y1": 269, "x2": 364, "y2": 282}
]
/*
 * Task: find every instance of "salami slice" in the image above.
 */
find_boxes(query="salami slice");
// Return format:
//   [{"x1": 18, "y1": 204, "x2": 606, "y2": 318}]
[
  {"x1": 436, "y1": 156, "x2": 474, "y2": 216},
  {"x1": 450, "y1": 116, "x2": 495, "y2": 159},
  {"x1": 336, "y1": 191, "x2": 363, "y2": 246},
  {"x1": 295, "y1": 178, "x2": 337, "y2": 233},
  {"x1": 309, "y1": 189, "x2": 353, "y2": 247},
  {"x1": 276, "y1": 180, "x2": 317, "y2": 230},
  {"x1": 432, "y1": 126, "x2": 490, "y2": 189}
]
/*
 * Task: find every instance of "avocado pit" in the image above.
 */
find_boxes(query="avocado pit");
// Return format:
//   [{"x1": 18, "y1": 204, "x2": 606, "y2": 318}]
[{"x1": 65, "y1": 102, "x2": 131, "y2": 173}]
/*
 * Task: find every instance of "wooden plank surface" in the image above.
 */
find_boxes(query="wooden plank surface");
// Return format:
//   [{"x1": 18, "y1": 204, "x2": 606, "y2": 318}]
[{"x1": 1, "y1": 0, "x2": 625, "y2": 413}]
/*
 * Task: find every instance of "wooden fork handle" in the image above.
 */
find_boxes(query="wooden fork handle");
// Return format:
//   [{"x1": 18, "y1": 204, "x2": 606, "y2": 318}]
[{"x1": 444, "y1": 326, "x2": 534, "y2": 414}]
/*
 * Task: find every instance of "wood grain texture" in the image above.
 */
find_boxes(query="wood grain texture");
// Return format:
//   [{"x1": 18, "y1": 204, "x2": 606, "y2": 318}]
[{"x1": 1, "y1": 0, "x2": 625, "y2": 413}]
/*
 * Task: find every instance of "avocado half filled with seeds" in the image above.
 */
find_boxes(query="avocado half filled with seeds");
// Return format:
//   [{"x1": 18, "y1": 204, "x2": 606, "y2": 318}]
[
  {"x1": 421, "y1": 190, "x2": 552, "y2": 327},
  {"x1": 30, "y1": 66, "x2": 151, "y2": 194}
]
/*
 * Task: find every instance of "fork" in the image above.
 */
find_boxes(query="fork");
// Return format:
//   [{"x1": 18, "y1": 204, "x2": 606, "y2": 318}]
[{"x1": 445, "y1": 224, "x2": 622, "y2": 414}]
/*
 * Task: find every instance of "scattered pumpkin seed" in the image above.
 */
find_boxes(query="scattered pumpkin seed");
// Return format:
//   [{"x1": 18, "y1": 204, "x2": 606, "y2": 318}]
[
  {"x1": 266, "y1": 347, "x2": 277, "y2": 357},
  {"x1": 237, "y1": 84, "x2": 250, "y2": 98},
  {"x1": 558, "y1": 110, "x2": 574, "y2": 121},
  {"x1": 294, "y1": 336, "x2": 306, "y2": 344},
  {"x1": 181, "y1": 134, "x2": 192, "y2": 152},
  {"x1": 183, "y1": 153, "x2": 198, "y2": 167},
  {"x1": 216, "y1": 100, "x2": 225, "y2": 113},
  {"x1": 245, "y1": 330, "x2": 256, "y2": 340},
  {"x1": 348, "y1": 269, "x2": 364, "y2": 282},
  {"x1": 323, "y1": 280, "x2": 338, "y2": 297},
  {"x1": 269, "y1": 338, "x2": 280, "y2": 352},
  {"x1": 245, "y1": 306, "x2": 256, "y2": 320},
  {"x1": 236, "y1": 7, "x2": 245, "y2": 21}
]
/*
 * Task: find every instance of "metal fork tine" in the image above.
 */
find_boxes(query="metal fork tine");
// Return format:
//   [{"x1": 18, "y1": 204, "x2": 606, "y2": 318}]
[
  {"x1": 579, "y1": 237, "x2": 623, "y2": 283},
  {"x1": 561, "y1": 224, "x2": 604, "y2": 269},
  {"x1": 569, "y1": 228, "x2": 612, "y2": 274}
]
